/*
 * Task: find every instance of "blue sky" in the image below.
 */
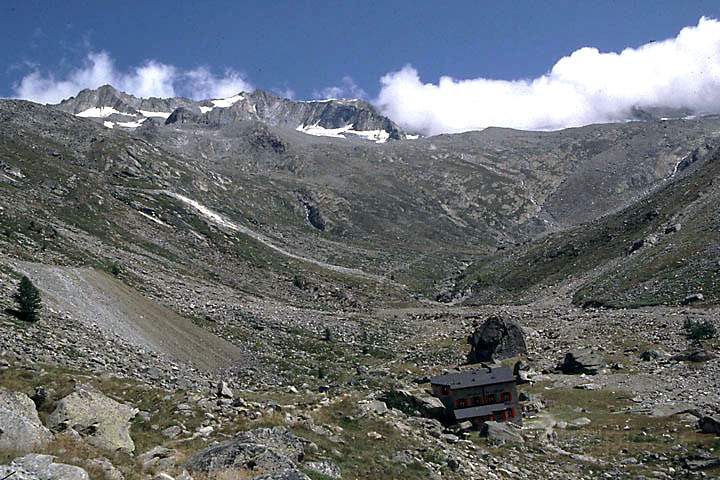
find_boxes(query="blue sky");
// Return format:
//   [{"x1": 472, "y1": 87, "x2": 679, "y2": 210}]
[{"x1": 3, "y1": 1, "x2": 720, "y2": 133}]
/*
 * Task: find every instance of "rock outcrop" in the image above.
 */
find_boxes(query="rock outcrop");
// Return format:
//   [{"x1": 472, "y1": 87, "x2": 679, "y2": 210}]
[
  {"x1": 0, "y1": 388, "x2": 53, "y2": 451},
  {"x1": 0, "y1": 454, "x2": 89, "y2": 480},
  {"x1": 382, "y1": 389, "x2": 446, "y2": 420},
  {"x1": 47, "y1": 385, "x2": 138, "y2": 453},
  {"x1": 558, "y1": 350, "x2": 605, "y2": 375},
  {"x1": 467, "y1": 316, "x2": 527, "y2": 363},
  {"x1": 186, "y1": 426, "x2": 305, "y2": 475},
  {"x1": 480, "y1": 421, "x2": 525, "y2": 444},
  {"x1": 699, "y1": 415, "x2": 720, "y2": 435}
]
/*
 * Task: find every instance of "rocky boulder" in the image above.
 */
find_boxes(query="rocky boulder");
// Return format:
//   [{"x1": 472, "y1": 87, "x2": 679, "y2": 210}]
[
  {"x1": 682, "y1": 293, "x2": 705, "y2": 305},
  {"x1": 186, "y1": 426, "x2": 304, "y2": 475},
  {"x1": 0, "y1": 388, "x2": 53, "y2": 451},
  {"x1": 699, "y1": 416, "x2": 720, "y2": 435},
  {"x1": 480, "y1": 421, "x2": 524, "y2": 444},
  {"x1": 304, "y1": 460, "x2": 341, "y2": 479},
  {"x1": 0, "y1": 454, "x2": 89, "y2": 480},
  {"x1": 467, "y1": 316, "x2": 527, "y2": 363},
  {"x1": 558, "y1": 349, "x2": 605, "y2": 375},
  {"x1": 672, "y1": 346, "x2": 716, "y2": 363},
  {"x1": 252, "y1": 470, "x2": 311, "y2": 480},
  {"x1": 381, "y1": 389, "x2": 446, "y2": 419},
  {"x1": 217, "y1": 381, "x2": 233, "y2": 399},
  {"x1": 47, "y1": 385, "x2": 138, "y2": 453}
]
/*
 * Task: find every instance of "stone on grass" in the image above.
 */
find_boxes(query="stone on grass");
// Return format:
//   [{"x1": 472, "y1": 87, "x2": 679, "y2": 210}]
[
  {"x1": 87, "y1": 457, "x2": 124, "y2": 480},
  {"x1": 0, "y1": 388, "x2": 53, "y2": 451},
  {"x1": 139, "y1": 446, "x2": 179, "y2": 471},
  {"x1": 305, "y1": 460, "x2": 342, "y2": 479},
  {"x1": 0, "y1": 454, "x2": 89, "y2": 480},
  {"x1": 47, "y1": 384, "x2": 138, "y2": 453},
  {"x1": 252, "y1": 470, "x2": 311, "y2": 480},
  {"x1": 186, "y1": 426, "x2": 304, "y2": 475},
  {"x1": 217, "y1": 381, "x2": 233, "y2": 399},
  {"x1": 558, "y1": 349, "x2": 605, "y2": 375},
  {"x1": 382, "y1": 389, "x2": 445, "y2": 419},
  {"x1": 480, "y1": 421, "x2": 524, "y2": 444}
]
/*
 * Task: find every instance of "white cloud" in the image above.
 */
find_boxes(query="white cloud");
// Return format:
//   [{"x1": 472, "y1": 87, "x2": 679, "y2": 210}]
[
  {"x1": 376, "y1": 17, "x2": 720, "y2": 135},
  {"x1": 314, "y1": 76, "x2": 367, "y2": 100},
  {"x1": 13, "y1": 51, "x2": 252, "y2": 104},
  {"x1": 183, "y1": 67, "x2": 252, "y2": 99},
  {"x1": 272, "y1": 86, "x2": 296, "y2": 100}
]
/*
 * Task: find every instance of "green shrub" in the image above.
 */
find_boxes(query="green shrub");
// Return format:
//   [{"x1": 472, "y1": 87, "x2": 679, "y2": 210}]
[
  {"x1": 293, "y1": 274, "x2": 308, "y2": 289},
  {"x1": 683, "y1": 318, "x2": 717, "y2": 340},
  {"x1": 110, "y1": 262, "x2": 122, "y2": 277}
]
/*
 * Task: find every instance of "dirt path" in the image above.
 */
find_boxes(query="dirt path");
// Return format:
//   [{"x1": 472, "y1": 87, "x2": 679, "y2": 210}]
[{"x1": 11, "y1": 260, "x2": 243, "y2": 371}]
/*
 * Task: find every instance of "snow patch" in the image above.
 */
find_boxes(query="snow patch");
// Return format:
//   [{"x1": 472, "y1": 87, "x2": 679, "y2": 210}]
[
  {"x1": 138, "y1": 210, "x2": 170, "y2": 227},
  {"x1": 296, "y1": 123, "x2": 390, "y2": 143},
  {"x1": 405, "y1": 134, "x2": 420, "y2": 140},
  {"x1": 199, "y1": 106, "x2": 213, "y2": 113},
  {"x1": 349, "y1": 129, "x2": 390, "y2": 143},
  {"x1": 167, "y1": 192, "x2": 240, "y2": 231},
  {"x1": 77, "y1": 106, "x2": 134, "y2": 118},
  {"x1": 103, "y1": 121, "x2": 114, "y2": 129},
  {"x1": 297, "y1": 123, "x2": 353, "y2": 139},
  {"x1": 138, "y1": 110, "x2": 172, "y2": 119},
  {"x1": 117, "y1": 118, "x2": 146, "y2": 128},
  {"x1": 211, "y1": 94, "x2": 243, "y2": 108}
]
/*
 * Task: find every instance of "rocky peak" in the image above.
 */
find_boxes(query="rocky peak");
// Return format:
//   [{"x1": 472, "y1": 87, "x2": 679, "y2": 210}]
[
  {"x1": 57, "y1": 84, "x2": 137, "y2": 115},
  {"x1": 243, "y1": 90, "x2": 404, "y2": 139},
  {"x1": 54, "y1": 84, "x2": 404, "y2": 141},
  {"x1": 56, "y1": 85, "x2": 193, "y2": 119}
]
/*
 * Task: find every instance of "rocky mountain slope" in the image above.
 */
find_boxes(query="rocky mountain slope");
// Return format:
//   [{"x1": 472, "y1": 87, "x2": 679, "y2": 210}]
[
  {"x1": 57, "y1": 85, "x2": 405, "y2": 142},
  {"x1": 452, "y1": 137, "x2": 720, "y2": 308},
  {"x1": 0, "y1": 86, "x2": 719, "y2": 479}
]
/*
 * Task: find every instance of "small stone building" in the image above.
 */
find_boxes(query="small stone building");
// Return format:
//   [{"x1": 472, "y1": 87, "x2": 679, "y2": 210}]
[{"x1": 430, "y1": 366, "x2": 521, "y2": 427}]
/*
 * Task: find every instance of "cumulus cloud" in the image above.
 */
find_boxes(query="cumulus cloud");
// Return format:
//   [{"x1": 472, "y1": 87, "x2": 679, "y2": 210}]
[
  {"x1": 313, "y1": 76, "x2": 367, "y2": 100},
  {"x1": 376, "y1": 17, "x2": 720, "y2": 135},
  {"x1": 183, "y1": 67, "x2": 253, "y2": 99},
  {"x1": 13, "y1": 51, "x2": 252, "y2": 104}
]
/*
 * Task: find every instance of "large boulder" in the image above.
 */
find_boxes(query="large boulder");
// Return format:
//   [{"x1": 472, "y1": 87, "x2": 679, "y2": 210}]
[
  {"x1": 0, "y1": 454, "x2": 89, "y2": 480},
  {"x1": 47, "y1": 385, "x2": 138, "y2": 453},
  {"x1": 186, "y1": 427, "x2": 304, "y2": 475},
  {"x1": 480, "y1": 421, "x2": 525, "y2": 444},
  {"x1": 699, "y1": 416, "x2": 720, "y2": 435},
  {"x1": 251, "y1": 470, "x2": 311, "y2": 480},
  {"x1": 672, "y1": 347, "x2": 716, "y2": 363},
  {"x1": 381, "y1": 389, "x2": 446, "y2": 419},
  {"x1": 0, "y1": 388, "x2": 53, "y2": 451},
  {"x1": 558, "y1": 349, "x2": 605, "y2": 375},
  {"x1": 467, "y1": 316, "x2": 527, "y2": 363}
]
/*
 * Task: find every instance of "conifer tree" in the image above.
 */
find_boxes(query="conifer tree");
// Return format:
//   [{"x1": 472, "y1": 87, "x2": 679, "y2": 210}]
[{"x1": 12, "y1": 276, "x2": 42, "y2": 322}]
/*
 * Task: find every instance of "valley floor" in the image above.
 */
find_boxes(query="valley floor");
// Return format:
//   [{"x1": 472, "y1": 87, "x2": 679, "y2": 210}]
[{"x1": 1, "y1": 260, "x2": 719, "y2": 479}]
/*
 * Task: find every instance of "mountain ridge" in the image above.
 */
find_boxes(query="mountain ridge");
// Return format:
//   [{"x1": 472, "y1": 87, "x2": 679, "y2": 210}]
[{"x1": 55, "y1": 84, "x2": 407, "y2": 142}]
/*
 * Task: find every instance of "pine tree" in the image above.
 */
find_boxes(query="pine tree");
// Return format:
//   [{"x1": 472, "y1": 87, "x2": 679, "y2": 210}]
[{"x1": 12, "y1": 276, "x2": 42, "y2": 322}]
